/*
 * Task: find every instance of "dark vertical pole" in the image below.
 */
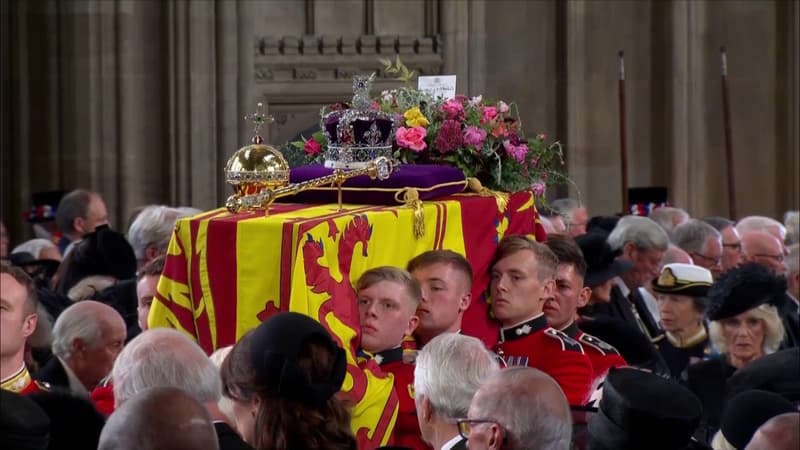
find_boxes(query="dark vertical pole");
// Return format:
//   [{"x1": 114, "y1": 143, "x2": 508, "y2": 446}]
[
  {"x1": 618, "y1": 50, "x2": 629, "y2": 214},
  {"x1": 720, "y1": 46, "x2": 737, "y2": 219}
]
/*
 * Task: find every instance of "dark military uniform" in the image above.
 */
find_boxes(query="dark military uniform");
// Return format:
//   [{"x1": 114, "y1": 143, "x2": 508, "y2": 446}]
[
  {"x1": 494, "y1": 314, "x2": 593, "y2": 405},
  {"x1": 562, "y1": 321, "x2": 626, "y2": 381},
  {"x1": 654, "y1": 327, "x2": 714, "y2": 379}
]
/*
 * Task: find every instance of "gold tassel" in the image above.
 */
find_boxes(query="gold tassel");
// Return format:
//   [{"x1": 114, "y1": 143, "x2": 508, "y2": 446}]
[
  {"x1": 467, "y1": 178, "x2": 510, "y2": 213},
  {"x1": 396, "y1": 188, "x2": 425, "y2": 239}
]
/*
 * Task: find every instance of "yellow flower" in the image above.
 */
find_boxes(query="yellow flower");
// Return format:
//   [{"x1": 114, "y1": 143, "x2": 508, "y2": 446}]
[{"x1": 403, "y1": 107, "x2": 430, "y2": 127}]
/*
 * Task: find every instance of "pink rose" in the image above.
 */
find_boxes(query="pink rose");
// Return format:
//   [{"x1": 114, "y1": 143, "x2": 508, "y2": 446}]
[
  {"x1": 440, "y1": 99, "x2": 464, "y2": 119},
  {"x1": 481, "y1": 106, "x2": 498, "y2": 123},
  {"x1": 463, "y1": 126, "x2": 487, "y2": 147},
  {"x1": 304, "y1": 139, "x2": 322, "y2": 156},
  {"x1": 503, "y1": 139, "x2": 528, "y2": 163},
  {"x1": 396, "y1": 126, "x2": 428, "y2": 152},
  {"x1": 532, "y1": 181, "x2": 546, "y2": 197}
]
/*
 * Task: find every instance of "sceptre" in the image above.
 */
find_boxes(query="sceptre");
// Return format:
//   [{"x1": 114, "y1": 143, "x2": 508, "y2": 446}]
[
  {"x1": 720, "y1": 46, "x2": 737, "y2": 219},
  {"x1": 618, "y1": 50, "x2": 629, "y2": 214}
]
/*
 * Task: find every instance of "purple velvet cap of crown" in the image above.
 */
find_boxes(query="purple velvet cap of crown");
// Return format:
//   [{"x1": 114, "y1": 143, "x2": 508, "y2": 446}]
[
  {"x1": 280, "y1": 164, "x2": 466, "y2": 205},
  {"x1": 324, "y1": 113, "x2": 393, "y2": 146}
]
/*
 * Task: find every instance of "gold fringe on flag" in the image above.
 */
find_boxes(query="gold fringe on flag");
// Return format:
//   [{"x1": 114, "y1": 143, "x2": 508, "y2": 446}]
[
  {"x1": 396, "y1": 188, "x2": 425, "y2": 239},
  {"x1": 467, "y1": 178, "x2": 509, "y2": 213}
]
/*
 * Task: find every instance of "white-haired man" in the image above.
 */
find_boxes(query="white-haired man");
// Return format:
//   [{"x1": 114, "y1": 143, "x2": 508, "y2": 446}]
[
  {"x1": 550, "y1": 198, "x2": 589, "y2": 237},
  {"x1": 780, "y1": 244, "x2": 799, "y2": 348},
  {"x1": 648, "y1": 207, "x2": 690, "y2": 237},
  {"x1": 127, "y1": 205, "x2": 188, "y2": 270},
  {"x1": 463, "y1": 367, "x2": 572, "y2": 450},
  {"x1": 702, "y1": 217, "x2": 743, "y2": 274},
  {"x1": 671, "y1": 219, "x2": 723, "y2": 279},
  {"x1": 36, "y1": 300, "x2": 126, "y2": 395},
  {"x1": 414, "y1": 333, "x2": 500, "y2": 450},
  {"x1": 603, "y1": 216, "x2": 668, "y2": 338},
  {"x1": 737, "y1": 216, "x2": 787, "y2": 251},
  {"x1": 111, "y1": 328, "x2": 249, "y2": 450}
]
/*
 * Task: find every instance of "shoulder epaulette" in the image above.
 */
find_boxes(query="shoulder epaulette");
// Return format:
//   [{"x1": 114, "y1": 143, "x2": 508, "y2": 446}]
[
  {"x1": 33, "y1": 380, "x2": 51, "y2": 391},
  {"x1": 544, "y1": 328, "x2": 584, "y2": 353},
  {"x1": 579, "y1": 333, "x2": 621, "y2": 356}
]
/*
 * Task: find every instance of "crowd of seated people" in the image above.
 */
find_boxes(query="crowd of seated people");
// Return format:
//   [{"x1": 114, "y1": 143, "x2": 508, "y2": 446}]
[{"x1": 0, "y1": 189, "x2": 798, "y2": 450}]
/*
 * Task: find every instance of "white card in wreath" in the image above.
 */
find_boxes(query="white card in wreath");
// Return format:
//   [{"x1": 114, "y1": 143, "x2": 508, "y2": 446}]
[{"x1": 418, "y1": 75, "x2": 457, "y2": 100}]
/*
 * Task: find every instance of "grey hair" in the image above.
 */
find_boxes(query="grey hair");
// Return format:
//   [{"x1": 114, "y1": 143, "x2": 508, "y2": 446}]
[
  {"x1": 112, "y1": 328, "x2": 222, "y2": 405},
  {"x1": 127, "y1": 205, "x2": 184, "y2": 261},
  {"x1": 550, "y1": 198, "x2": 582, "y2": 224},
  {"x1": 784, "y1": 211, "x2": 799, "y2": 245},
  {"x1": 671, "y1": 219, "x2": 722, "y2": 255},
  {"x1": 413, "y1": 333, "x2": 499, "y2": 421},
  {"x1": 737, "y1": 216, "x2": 786, "y2": 239},
  {"x1": 473, "y1": 367, "x2": 571, "y2": 450},
  {"x1": 787, "y1": 244, "x2": 799, "y2": 274},
  {"x1": 12, "y1": 238, "x2": 57, "y2": 259},
  {"x1": 607, "y1": 216, "x2": 669, "y2": 252},
  {"x1": 51, "y1": 303, "x2": 104, "y2": 359},
  {"x1": 648, "y1": 207, "x2": 690, "y2": 236},
  {"x1": 709, "y1": 304, "x2": 786, "y2": 355},
  {"x1": 55, "y1": 189, "x2": 93, "y2": 234}
]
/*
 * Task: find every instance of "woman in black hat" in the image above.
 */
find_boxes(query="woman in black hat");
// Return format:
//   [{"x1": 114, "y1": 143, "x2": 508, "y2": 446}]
[
  {"x1": 220, "y1": 312, "x2": 356, "y2": 450},
  {"x1": 685, "y1": 263, "x2": 786, "y2": 442}
]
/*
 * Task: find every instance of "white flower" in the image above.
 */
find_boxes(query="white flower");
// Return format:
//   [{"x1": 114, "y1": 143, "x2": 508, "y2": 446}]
[{"x1": 469, "y1": 95, "x2": 483, "y2": 106}]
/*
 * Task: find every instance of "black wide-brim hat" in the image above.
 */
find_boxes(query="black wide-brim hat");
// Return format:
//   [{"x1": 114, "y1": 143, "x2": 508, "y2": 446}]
[
  {"x1": 576, "y1": 232, "x2": 632, "y2": 288},
  {"x1": 719, "y1": 389, "x2": 795, "y2": 449},
  {"x1": 588, "y1": 367, "x2": 702, "y2": 450},
  {"x1": 250, "y1": 312, "x2": 347, "y2": 407},
  {"x1": 706, "y1": 262, "x2": 786, "y2": 321}
]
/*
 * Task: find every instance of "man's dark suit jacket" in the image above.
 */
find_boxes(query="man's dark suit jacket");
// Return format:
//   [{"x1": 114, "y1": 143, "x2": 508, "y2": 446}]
[
  {"x1": 34, "y1": 357, "x2": 70, "y2": 390},
  {"x1": 583, "y1": 284, "x2": 660, "y2": 339},
  {"x1": 779, "y1": 293, "x2": 799, "y2": 349}
]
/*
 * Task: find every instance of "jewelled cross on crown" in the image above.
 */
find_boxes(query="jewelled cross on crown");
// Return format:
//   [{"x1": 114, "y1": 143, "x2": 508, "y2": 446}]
[{"x1": 244, "y1": 102, "x2": 275, "y2": 145}]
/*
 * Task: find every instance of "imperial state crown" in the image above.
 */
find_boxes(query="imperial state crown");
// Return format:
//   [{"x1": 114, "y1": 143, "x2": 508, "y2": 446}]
[{"x1": 322, "y1": 73, "x2": 395, "y2": 169}]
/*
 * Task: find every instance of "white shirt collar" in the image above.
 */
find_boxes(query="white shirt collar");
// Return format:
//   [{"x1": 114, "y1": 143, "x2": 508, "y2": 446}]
[
  {"x1": 440, "y1": 434, "x2": 464, "y2": 450},
  {"x1": 614, "y1": 276, "x2": 630, "y2": 297},
  {"x1": 58, "y1": 357, "x2": 89, "y2": 396}
]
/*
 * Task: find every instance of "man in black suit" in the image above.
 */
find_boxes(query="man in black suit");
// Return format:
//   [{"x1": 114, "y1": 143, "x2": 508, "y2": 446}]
[
  {"x1": 779, "y1": 243, "x2": 799, "y2": 348},
  {"x1": 601, "y1": 216, "x2": 668, "y2": 339},
  {"x1": 111, "y1": 328, "x2": 252, "y2": 450},
  {"x1": 414, "y1": 333, "x2": 499, "y2": 450},
  {"x1": 36, "y1": 300, "x2": 126, "y2": 395}
]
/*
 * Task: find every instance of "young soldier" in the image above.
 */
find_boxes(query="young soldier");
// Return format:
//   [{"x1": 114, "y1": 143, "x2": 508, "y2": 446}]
[
  {"x1": 489, "y1": 236, "x2": 593, "y2": 405},
  {"x1": 1, "y1": 263, "x2": 48, "y2": 394},
  {"x1": 407, "y1": 250, "x2": 473, "y2": 347},
  {"x1": 357, "y1": 266, "x2": 428, "y2": 450},
  {"x1": 543, "y1": 236, "x2": 627, "y2": 382}
]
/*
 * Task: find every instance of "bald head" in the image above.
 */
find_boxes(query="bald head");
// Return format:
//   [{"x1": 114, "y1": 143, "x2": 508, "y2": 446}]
[
  {"x1": 662, "y1": 244, "x2": 693, "y2": 265},
  {"x1": 745, "y1": 412, "x2": 799, "y2": 450},
  {"x1": 741, "y1": 231, "x2": 786, "y2": 275},
  {"x1": 99, "y1": 386, "x2": 219, "y2": 450},
  {"x1": 467, "y1": 367, "x2": 571, "y2": 450}
]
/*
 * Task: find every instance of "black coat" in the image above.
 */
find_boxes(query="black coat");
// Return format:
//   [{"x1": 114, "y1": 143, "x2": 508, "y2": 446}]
[
  {"x1": 214, "y1": 422, "x2": 254, "y2": 450},
  {"x1": 778, "y1": 294, "x2": 799, "y2": 349},
  {"x1": 34, "y1": 357, "x2": 70, "y2": 391},
  {"x1": 684, "y1": 357, "x2": 737, "y2": 442}
]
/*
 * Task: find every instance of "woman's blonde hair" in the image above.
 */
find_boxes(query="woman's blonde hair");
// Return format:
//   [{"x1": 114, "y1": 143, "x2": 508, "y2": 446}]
[{"x1": 709, "y1": 304, "x2": 786, "y2": 355}]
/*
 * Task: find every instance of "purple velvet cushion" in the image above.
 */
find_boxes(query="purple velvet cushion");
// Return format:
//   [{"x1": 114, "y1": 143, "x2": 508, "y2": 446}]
[{"x1": 280, "y1": 164, "x2": 467, "y2": 205}]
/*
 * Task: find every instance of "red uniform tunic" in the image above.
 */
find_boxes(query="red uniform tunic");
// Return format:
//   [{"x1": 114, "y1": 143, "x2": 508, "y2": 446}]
[
  {"x1": 493, "y1": 314, "x2": 593, "y2": 406},
  {"x1": 1, "y1": 365, "x2": 48, "y2": 395},
  {"x1": 373, "y1": 347, "x2": 431, "y2": 450},
  {"x1": 562, "y1": 322, "x2": 627, "y2": 382}
]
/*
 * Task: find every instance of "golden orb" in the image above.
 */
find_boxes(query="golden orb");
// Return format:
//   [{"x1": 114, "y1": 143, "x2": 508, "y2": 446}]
[{"x1": 225, "y1": 143, "x2": 290, "y2": 197}]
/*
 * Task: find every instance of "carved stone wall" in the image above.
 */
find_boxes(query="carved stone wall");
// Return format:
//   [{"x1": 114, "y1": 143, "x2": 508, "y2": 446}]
[{"x1": 1, "y1": 0, "x2": 797, "y2": 243}]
